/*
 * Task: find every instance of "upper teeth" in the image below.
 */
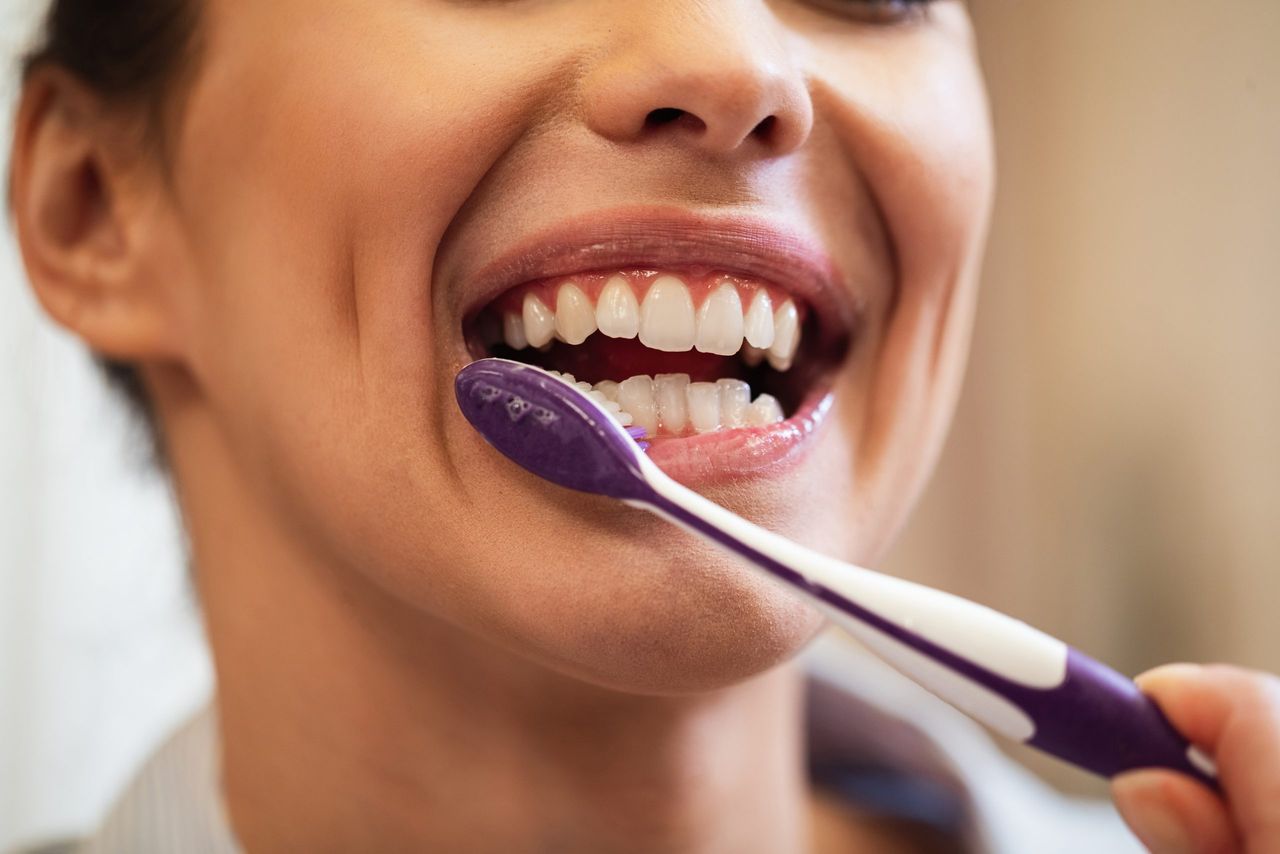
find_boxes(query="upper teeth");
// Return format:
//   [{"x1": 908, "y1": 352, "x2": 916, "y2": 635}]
[
  {"x1": 768, "y1": 299, "x2": 799, "y2": 372},
  {"x1": 554, "y1": 283, "x2": 596, "y2": 345},
  {"x1": 521, "y1": 292, "x2": 556, "y2": 348},
  {"x1": 695, "y1": 282, "x2": 745, "y2": 356},
  {"x1": 596, "y1": 275, "x2": 640, "y2": 338},
  {"x1": 502, "y1": 273, "x2": 802, "y2": 370},
  {"x1": 639, "y1": 275, "x2": 696, "y2": 353},
  {"x1": 743, "y1": 289, "x2": 774, "y2": 349}
]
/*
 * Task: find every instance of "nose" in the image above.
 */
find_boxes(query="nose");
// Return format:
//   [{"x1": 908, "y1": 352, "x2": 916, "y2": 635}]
[{"x1": 581, "y1": 3, "x2": 814, "y2": 157}]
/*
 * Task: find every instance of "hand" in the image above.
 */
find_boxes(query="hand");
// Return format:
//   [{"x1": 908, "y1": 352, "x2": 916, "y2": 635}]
[{"x1": 1111, "y1": 664, "x2": 1280, "y2": 853}]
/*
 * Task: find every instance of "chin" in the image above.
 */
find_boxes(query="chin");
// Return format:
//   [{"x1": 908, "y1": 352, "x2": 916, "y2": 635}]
[{"x1": 488, "y1": 522, "x2": 830, "y2": 696}]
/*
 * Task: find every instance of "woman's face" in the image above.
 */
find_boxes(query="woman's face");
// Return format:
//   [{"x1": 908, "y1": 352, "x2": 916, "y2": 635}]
[{"x1": 158, "y1": 0, "x2": 992, "y2": 692}]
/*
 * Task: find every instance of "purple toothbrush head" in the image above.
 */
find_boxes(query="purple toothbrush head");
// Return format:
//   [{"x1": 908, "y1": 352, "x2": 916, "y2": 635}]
[{"x1": 455, "y1": 358, "x2": 654, "y2": 500}]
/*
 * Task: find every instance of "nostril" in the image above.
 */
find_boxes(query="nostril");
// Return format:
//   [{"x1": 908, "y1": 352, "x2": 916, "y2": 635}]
[
  {"x1": 644, "y1": 107, "x2": 707, "y2": 135},
  {"x1": 646, "y1": 107, "x2": 683, "y2": 126},
  {"x1": 751, "y1": 115, "x2": 776, "y2": 141}
]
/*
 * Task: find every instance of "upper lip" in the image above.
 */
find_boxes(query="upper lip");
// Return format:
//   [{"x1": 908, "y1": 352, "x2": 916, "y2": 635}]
[{"x1": 457, "y1": 206, "x2": 859, "y2": 350}]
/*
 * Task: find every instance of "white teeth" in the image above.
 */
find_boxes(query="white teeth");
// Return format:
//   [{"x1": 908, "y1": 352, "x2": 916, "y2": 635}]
[
  {"x1": 587, "y1": 389, "x2": 633, "y2": 426},
  {"x1": 716, "y1": 379, "x2": 751, "y2": 428},
  {"x1": 686, "y1": 382, "x2": 722, "y2": 433},
  {"x1": 596, "y1": 275, "x2": 640, "y2": 339},
  {"x1": 618, "y1": 375, "x2": 657, "y2": 435},
  {"x1": 545, "y1": 370, "x2": 633, "y2": 426},
  {"x1": 743, "y1": 289, "x2": 775, "y2": 349},
  {"x1": 745, "y1": 393, "x2": 784, "y2": 427},
  {"x1": 694, "y1": 282, "x2": 744, "y2": 356},
  {"x1": 522, "y1": 293, "x2": 556, "y2": 348},
  {"x1": 639, "y1": 276, "x2": 696, "y2": 352},
  {"x1": 543, "y1": 366, "x2": 785, "y2": 436},
  {"x1": 594, "y1": 380, "x2": 620, "y2": 402},
  {"x1": 505, "y1": 279, "x2": 801, "y2": 371},
  {"x1": 554, "y1": 283, "x2": 597, "y2": 345},
  {"x1": 767, "y1": 300, "x2": 799, "y2": 372},
  {"x1": 653, "y1": 373, "x2": 690, "y2": 433},
  {"x1": 502, "y1": 312, "x2": 528, "y2": 350}
]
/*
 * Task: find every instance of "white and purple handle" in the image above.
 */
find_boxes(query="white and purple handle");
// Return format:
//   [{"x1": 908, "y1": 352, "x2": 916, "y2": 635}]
[{"x1": 628, "y1": 454, "x2": 1219, "y2": 790}]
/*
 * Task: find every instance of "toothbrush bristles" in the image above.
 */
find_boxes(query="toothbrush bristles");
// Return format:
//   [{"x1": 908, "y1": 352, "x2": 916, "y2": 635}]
[{"x1": 624, "y1": 425, "x2": 650, "y2": 452}]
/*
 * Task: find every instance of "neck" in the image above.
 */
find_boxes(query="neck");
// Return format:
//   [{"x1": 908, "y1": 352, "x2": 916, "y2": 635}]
[
  {"x1": 161, "y1": 381, "x2": 817, "y2": 854},
  {"x1": 203, "y1": 512, "x2": 813, "y2": 854}
]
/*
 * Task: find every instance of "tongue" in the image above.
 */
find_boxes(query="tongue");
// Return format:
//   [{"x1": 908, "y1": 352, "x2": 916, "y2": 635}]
[{"x1": 530, "y1": 337, "x2": 742, "y2": 384}]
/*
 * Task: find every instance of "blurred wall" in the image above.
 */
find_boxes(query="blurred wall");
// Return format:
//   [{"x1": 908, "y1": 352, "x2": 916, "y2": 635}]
[
  {"x1": 883, "y1": 0, "x2": 1280, "y2": 792},
  {"x1": 1, "y1": 0, "x2": 1277, "y2": 847}
]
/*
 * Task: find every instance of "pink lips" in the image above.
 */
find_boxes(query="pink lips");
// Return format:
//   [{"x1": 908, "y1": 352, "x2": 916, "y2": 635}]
[{"x1": 644, "y1": 386, "x2": 835, "y2": 484}]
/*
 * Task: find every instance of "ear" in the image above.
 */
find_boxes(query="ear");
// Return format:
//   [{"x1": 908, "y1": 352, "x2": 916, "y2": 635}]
[{"x1": 9, "y1": 67, "x2": 182, "y2": 361}]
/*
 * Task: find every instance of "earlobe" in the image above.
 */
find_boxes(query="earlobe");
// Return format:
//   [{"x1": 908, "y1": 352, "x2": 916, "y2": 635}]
[{"x1": 10, "y1": 68, "x2": 181, "y2": 362}]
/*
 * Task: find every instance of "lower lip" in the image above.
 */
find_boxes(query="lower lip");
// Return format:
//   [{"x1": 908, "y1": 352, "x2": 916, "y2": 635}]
[{"x1": 644, "y1": 387, "x2": 835, "y2": 485}]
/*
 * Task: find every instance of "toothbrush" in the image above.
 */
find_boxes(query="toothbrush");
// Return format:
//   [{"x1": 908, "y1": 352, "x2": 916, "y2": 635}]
[{"x1": 455, "y1": 357, "x2": 1219, "y2": 790}]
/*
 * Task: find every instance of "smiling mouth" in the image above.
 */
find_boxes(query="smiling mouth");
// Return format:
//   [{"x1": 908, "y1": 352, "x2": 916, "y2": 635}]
[{"x1": 463, "y1": 265, "x2": 850, "y2": 441}]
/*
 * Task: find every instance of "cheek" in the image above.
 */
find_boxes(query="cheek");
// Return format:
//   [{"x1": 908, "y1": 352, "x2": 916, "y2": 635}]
[
  {"x1": 166, "y1": 5, "x2": 576, "y2": 517},
  {"x1": 174, "y1": 6, "x2": 554, "y2": 385},
  {"x1": 814, "y1": 27, "x2": 994, "y2": 286},
  {"x1": 807, "y1": 16, "x2": 994, "y2": 550}
]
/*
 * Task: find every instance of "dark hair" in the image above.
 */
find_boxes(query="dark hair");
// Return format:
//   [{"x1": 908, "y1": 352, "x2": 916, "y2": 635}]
[{"x1": 20, "y1": 0, "x2": 201, "y2": 466}]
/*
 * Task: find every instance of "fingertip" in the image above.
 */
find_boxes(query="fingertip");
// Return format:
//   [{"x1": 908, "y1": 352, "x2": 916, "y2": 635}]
[
  {"x1": 1113, "y1": 770, "x2": 1196, "y2": 853},
  {"x1": 1112, "y1": 769, "x2": 1237, "y2": 854},
  {"x1": 1135, "y1": 662, "x2": 1204, "y2": 692}
]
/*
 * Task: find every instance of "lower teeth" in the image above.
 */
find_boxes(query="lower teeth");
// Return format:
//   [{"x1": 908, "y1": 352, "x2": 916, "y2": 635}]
[{"x1": 544, "y1": 370, "x2": 784, "y2": 436}]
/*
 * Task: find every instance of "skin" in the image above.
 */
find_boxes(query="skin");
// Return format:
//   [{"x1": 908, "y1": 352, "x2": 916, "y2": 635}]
[
  {"x1": 10, "y1": 0, "x2": 1277, "y2": 851},
  {"x1": 1111, "y1": 665, "x2": 1280, "y2": 853}
]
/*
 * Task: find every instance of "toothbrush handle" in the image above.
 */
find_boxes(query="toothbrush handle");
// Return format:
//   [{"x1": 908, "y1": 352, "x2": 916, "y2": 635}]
[
  {"x1": 637, "y1": 487, "x2": 1219, "y2": 791},
  {"x1": 1035, "y1": 648, "x2": 1220, "y2": 789}
]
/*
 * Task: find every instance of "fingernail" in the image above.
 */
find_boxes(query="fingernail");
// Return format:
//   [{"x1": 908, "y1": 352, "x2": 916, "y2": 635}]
[
  {"x1": 1116, "y1": 772, "x2": 1196, "y2": 854},
  {"x1": 1136, "y1": 662, "x2": 1203, "y2": 690}
]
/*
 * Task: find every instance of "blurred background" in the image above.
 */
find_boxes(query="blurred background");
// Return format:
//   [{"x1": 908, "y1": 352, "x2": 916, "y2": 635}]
[{"x1": 1, "y1": 0, "x2": 1277, "y2": 849}]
